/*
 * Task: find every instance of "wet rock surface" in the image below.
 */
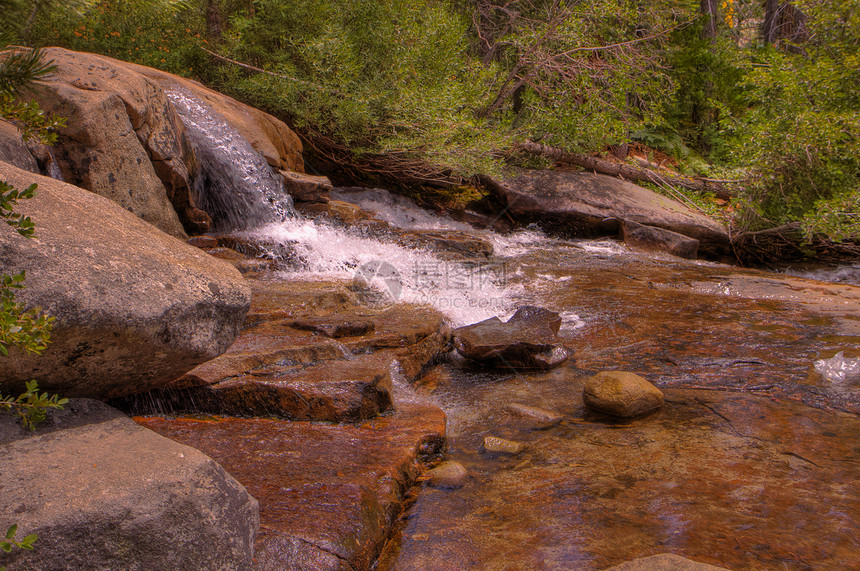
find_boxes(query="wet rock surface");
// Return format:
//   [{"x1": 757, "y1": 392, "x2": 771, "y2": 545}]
[
  {"x1": 1, "y1": 399, "x2": 259, "y2": 571},
  {"x1": 453, "y1": 306, "x2": 571, "y2": 370},
  {"x1": 583, "y1": 371, "x2": 665, "y2": 417},
  {"x1": 137, "y1": 402, "x2": 446, "y2": 571},
  {"x1": 602, "y1": 553, "x2": 730, "y2": 570},
  {"x1": 120, "y1": 276, "x2": 448, "y2": 421},
  {"x1": 621, "y1": 219, "x2": 700, "y2": 259},
  {"x1": 427, "y1": 461, "x2": 469, "y2": 489}
]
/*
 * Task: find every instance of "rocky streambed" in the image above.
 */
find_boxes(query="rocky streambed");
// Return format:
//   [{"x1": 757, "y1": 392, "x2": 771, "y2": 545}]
[{"x1": 128, "y1": 209, "x2": 858, "y2": 571}]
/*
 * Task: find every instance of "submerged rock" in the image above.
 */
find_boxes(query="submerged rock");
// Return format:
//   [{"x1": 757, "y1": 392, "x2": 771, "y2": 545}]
[
  {"x1": 583, "y1": 371, "x2": 665, "y2": 417},
  {"x1": 483, "y1": 436, "x2": 526, "y2": 455},
  {"x1": 602, "y1": 553, "x2": 730, "y2": 570},
  {"x1": 0, "y1": 399, "x2": 258, "y2": 570},
  {"x1": 506, "y1": 402, "x2": 564, "y2": 429},
  {"x1": 0, "y1": 164, "x2": 250, "y2": 400},
  {"x1": 453, "y1": 306, "x2": 571, "y2": 370},
  {"x1": 427, "y1": 460, "x2": 470, "y2": 489}
]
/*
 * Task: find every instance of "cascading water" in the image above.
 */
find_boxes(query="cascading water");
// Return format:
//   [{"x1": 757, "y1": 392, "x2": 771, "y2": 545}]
[
  {"x1": 166, "y1": 90, "x2": 546, "y2": 326},
  {"x1": 165, "y1": 87, "x2": 294, "y2": 230}
]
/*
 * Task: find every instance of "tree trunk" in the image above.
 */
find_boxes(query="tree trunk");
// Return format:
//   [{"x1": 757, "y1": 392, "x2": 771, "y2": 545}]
[
  {"x1": 700, "y1": 0, "x2": 718, "y2": 42},
  {"x1": 206, "y1": 0, "x2": 224, "y2": 42}
]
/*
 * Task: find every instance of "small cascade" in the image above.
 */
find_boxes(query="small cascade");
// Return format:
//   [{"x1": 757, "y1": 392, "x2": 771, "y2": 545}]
[
  {"x1": 165, "y1": 87, "x2": 294, "y2": 230},
  {"x1": 43, "y1": 147, "x2": 64, "y2": 181},
  {"x1": 248, "y1": 218, "x2": 520, "y2": 326}
]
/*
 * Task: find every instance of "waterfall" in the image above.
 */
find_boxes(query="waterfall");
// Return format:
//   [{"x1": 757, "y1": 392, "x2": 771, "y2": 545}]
[
  {"x1": 165, "y1": 90, "x2": 588, "y2": 327},
  {"x1": 165, "y1": 87, "x2": 294, "y2": 230}
]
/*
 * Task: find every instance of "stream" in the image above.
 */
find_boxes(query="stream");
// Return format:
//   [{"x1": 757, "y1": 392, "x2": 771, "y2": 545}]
[{"x1": 140, "y1": 90, "x2": 860, "y2": 570}]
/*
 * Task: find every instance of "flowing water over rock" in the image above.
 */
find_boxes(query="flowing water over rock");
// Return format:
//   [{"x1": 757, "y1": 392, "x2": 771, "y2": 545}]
[
  {"x1": 144, "y1": 103, "x2": 859, "y2": 570},
  {"x1": 165, "y1": 87, "x2": 294, "y2": 229}
]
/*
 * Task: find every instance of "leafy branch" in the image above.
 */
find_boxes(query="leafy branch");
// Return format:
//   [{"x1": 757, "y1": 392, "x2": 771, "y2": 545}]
[
  {"x1": 0, "y1": 380, "x2": 68, "y2": 431},
  {"x1": 1, "y1": 523, "x2": 38, "y2": 571}
]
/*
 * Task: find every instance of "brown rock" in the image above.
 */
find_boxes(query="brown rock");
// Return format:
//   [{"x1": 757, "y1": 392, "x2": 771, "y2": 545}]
[
  {"x1": 291, "y1": 316, "x2": 376, "y2": 338},
  {"x1": 506, "y1": 403, "x2": 564, "y2": 429},
  {"x1": 0, "y1": 399, "x2": 259, "y2": 570},
  {"x1": 621, "y1": 219, "x2": 699, "y2": 259},
  {"x1": 280, "y1": 170, "x2": 333, "y2": 202},
  {"x1": 124, "y1": 353, "x2": 395, "y2": 422},
  {"x1": 583, "y1": 371, "x2": 664, "y2": 417},
  {"x1": 427, "y1": 461, "x2": 469, "y2": 489},
  {"x1": 601, "y1": 553, "x2": 730, "y2": 570},
  {"x1": 187, "y1": 235, "x2": 219, "y2": 249},
  {"x1": 483, "y1": 436, "x2": 525, "y2": 454},
  {"x1": 453, "y1": 306, "x2": 571, "y2": 370},
  {"x1": 137, "y1": 401, "x2": 446, "y2": 571},
  {"x1": 126, "y1": 62, "x2": 304, "y2": 172},
  {"x1": 490, "y1": 170, "x2": 729, "y2": 257},
  {"x1": 296, "y1": 200, "x2": 375, "y2": 224},
  {"x1": 0, "y1": 120, "x2": 38, "y2": 173},
  {"x1": 32, "y1": 48, "x2": 190, "y2": 238}
]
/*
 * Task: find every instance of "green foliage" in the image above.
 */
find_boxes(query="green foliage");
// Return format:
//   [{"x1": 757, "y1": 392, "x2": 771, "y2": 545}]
[
  {"x1": 1, "y1": 523, "x2": 38, "y2": 571},
  {"x1": 0, "y1": 380, "x2": 68, "y2": 431},
  {"x1": 725, "y1": 6, "x2": 860, "y2": 242},
  {"x1": 0, "y1": 96, "x2": 66, "y2": 144}
]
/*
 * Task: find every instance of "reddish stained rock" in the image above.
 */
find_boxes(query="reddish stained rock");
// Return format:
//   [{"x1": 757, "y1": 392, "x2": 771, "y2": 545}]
[
  {"x1": 136, "y1": 402, "x2": 446, "y2": 571},
  {"x1": 129, "y1": 353, "x2": 396, "y2": 422}
]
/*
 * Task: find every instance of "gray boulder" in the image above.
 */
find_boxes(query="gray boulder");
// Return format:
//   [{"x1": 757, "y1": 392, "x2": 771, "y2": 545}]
[
  {"x1": 0, "y1": 163, "x2": 250, "y2": 399},
  {"x1": 490, "y1": 170, "x2": 729, "y2": 257},
  {"x1": 0, "y1": 399, "x2": 259, "y2": 571}
]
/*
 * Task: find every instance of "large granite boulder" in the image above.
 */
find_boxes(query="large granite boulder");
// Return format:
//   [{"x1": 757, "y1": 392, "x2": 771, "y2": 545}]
[
  {"x1": 26, "y1": 47, "x2": 304, "y2": 235},
  {"x1": 0, "y1": 399, "x2": 259, "y2": 570},
  {"x1": 453, "y1": 306, "x2": 571, "y2": 370},
  {"x1": 120, "y1": 57, "x2": 304, "y2": 173},
  {"x1": 0, "y1": 163, "x2": 250, "y2": 399},
  {"x1": 489, "y1": 170, "x2": 729, "y2": 256}
]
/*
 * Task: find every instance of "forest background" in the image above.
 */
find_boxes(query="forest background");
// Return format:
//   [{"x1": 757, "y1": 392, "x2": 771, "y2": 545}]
[{"x1": 2, "y1": 0, "x2": 858, "y2": 260}]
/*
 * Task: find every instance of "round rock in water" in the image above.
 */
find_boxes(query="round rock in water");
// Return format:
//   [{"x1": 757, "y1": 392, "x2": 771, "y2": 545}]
[
  {"x1": 427, "y1": 461, "x2": 469, "y2": 489},
  {"x1": 583, "y1": 371, "x2": 664, "y2": 418},
  {"x1": 482, "y1": 436, "x2": 525, "y2": 455}
]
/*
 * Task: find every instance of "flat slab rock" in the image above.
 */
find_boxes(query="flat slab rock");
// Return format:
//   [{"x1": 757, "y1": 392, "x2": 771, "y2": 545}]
[
  {"x1": 137, "y1": 401, "x2": 446, "y2": 571},
  {"x1": 125, "y1": 352, "x2": 397, "y2": 422},
  {"x1": 0, "y1": 399, "x2": 258, "y2": 571}
]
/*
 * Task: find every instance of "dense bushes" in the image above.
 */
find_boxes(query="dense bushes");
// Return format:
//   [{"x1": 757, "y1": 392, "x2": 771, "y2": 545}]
[{"x1": 17, "y1": 0, "x2": 860, "y2": 249}]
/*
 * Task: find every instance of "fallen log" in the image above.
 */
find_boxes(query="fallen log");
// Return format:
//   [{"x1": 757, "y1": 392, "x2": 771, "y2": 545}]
[{"x1": 515, "y1": 140, "x2": 736, "y2": 200}]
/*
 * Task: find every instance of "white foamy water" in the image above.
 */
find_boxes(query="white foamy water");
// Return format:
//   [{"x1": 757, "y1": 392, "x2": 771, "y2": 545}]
[
  {"x1": 330, "y1": 187, "x2": 476, "y2": 232},
  {"x1": 248, "y1": 218, "x2": 521, "y2": 326}
]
